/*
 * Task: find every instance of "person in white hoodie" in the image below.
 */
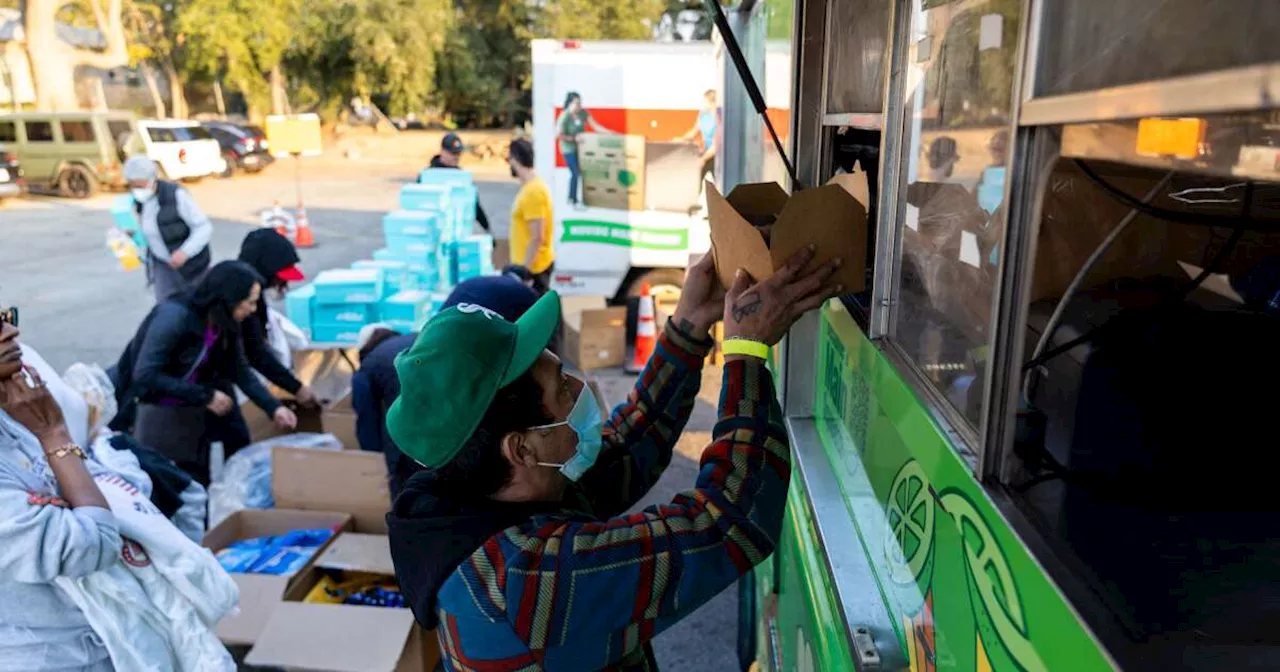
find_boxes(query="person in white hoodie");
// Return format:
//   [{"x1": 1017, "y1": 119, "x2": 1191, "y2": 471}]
[{"x1": 0, "y1": 307, "x2": 122, "y2": 671}]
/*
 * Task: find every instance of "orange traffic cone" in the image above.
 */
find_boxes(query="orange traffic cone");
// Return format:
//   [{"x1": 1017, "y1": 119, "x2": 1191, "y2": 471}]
[
  {"x1": 627, "y1": 282, "x2": 657, "y2": 374},
  {"x1": 294, "y1": 205, "x2": 315, "y2": 248}
]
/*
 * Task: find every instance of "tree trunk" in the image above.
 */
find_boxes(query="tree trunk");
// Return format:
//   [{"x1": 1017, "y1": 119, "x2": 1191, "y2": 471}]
[
  {"x1": 269, "y1": 64, "x2": 287, "y2": 116},
  {"x1": 162, "y1": 60, "x2": 188, "y2": 119},
  {"x1": 23, "y1": 0, "x2": 129, "y2": 111},
  {"x1": 140, "y1": 63, "x2": 165, "y2": 118},
  {"x1": 212, "y1": 80, "x2": 226, "y2": 117}
]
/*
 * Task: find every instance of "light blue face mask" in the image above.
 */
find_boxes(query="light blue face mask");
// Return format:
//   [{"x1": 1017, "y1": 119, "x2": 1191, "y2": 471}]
[{"x1": 531, "y1": 380, "x2": 605, "y2": 482}]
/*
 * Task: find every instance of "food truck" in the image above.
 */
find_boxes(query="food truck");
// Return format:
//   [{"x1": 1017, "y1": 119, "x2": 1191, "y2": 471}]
[{"x1": 718, "y1": 0, "x2": 1280, "y2": 670}]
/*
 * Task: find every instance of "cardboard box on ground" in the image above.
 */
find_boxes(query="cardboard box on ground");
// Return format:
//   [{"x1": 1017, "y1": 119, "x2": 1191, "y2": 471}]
[
  {"x1": 241, "y1": 348, "x2": 359, "y2": 449},
  {"x1": 204, "y1": 446, "x2": 439, "y2": 670},
  {"x1": 560, "y1": 295, "x2": 626, "y2": 371},
  {"x1": 580, "y1": 134, "x2": 646, "y2": 210},
  {"x1": 705, "y1": 166, "x2": 871, "y2": 294}
]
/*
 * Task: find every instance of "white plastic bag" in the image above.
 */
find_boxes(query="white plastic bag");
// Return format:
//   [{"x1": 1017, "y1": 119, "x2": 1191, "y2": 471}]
[
  {"x1": 88, "y1": 434, "x2": 152, "y2": 499},
  {"x1": 173, "y1": 481, "x2": 207, "y2": 543},
  {"x1": 62, "y1": 363, "x2": 118, "y2": 442},
  {"x1": 206, "y1": 432, "x2": 342, "y2": 528}
]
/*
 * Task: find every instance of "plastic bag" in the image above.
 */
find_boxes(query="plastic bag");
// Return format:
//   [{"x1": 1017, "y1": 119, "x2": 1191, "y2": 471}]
[
  {"x1": 206, "y1": 433, "x2": 342, "y2": 528},
  {"x1": 173, "y1": 481, "x2": 207, "y2": 543},
  {"x1": 89, "y1": 434, "x2": 152, "y2": 499},
  {"x1": 63, "y1": 363, "x2": 118, "y2": 441},
  {"x1": 107, "y1": 227, "x2": 144, "y2": 272}
]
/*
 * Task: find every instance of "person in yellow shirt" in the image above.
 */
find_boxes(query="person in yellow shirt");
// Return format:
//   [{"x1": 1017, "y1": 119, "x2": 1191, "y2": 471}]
[{"x1": 507, "y1": 138, "x2": 556, "y2": 293}]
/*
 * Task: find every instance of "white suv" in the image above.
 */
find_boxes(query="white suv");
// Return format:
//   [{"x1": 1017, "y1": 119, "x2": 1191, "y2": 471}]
[{"x1": 135, "y1": 120, "x2": 227, "y2": 181}]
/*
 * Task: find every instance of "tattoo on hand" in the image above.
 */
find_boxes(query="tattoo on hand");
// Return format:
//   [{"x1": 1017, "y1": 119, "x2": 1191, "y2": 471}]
[{"x1": 731, "y1": 293, "x2": 762, "y2": 323}]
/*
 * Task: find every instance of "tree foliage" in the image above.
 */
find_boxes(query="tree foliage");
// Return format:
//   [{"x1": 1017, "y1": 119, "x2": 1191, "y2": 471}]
[{"x1": 176, "y1": 0, "x2": 299, "y2": 114}]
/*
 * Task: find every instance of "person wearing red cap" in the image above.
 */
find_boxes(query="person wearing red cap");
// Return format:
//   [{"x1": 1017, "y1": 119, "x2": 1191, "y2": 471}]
[{"x1": 237, "y1": 229, "x2": 318, "y2": 407}]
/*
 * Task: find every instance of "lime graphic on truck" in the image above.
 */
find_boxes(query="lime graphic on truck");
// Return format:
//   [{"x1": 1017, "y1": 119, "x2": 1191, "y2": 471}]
[
  {"x1": 939, "y1": 490, "x2": 1047, "y2": 672},
  {"x1": 885, "y1": 460, "x2": 935, "y2": 588}
]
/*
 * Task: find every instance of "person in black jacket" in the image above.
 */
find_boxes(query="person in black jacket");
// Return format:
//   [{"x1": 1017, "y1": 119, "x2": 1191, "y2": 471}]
[
  {"x1": 237, "y1": 229, "x2": 318, "y2": 406},
  {"x1": 421, "y1": 132, "x2": 490, "y2": 233},
  {"x1": 112, "y1": 261, "x2": 298, "y2": 484},
  {"x1": 353, "y1": 275, "x2": 541, "y2": 497}
]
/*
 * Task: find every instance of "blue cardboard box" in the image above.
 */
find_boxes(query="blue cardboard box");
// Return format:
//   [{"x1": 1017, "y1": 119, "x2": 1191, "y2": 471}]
[
  {"x1": 380, "y1": 289, "x2": 434, "y2": 325},
  {"x1": 310, "y1": 323, "x2": 363, "y2": 346},
  {"x1": 399, "y1": 184, "x2": 452, "y2": 212},
  {"x1": 382, "y1": 210, "x2": 441, "y2": 239},
  {"x1": 313, "y1": 269, "x2": 385, "y2": 304},
  {"x1": 417, "y1": 168, "x2": 474, "y2": 187},
  {"x1": 285, "y1": 284, "x2": 315, "y2": 339},
  {"x1": 351, "y1": 259, "x2": 409, "y2": 294},
  {"x1": 313, "y1": 302, "x2": 376, "y2": 325},
  {"x1": 386, "y1": 235, "x2": 439, "y2": 260}
]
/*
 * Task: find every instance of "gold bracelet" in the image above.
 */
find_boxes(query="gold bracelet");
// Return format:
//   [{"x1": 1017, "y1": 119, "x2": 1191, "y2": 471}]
[{"x1": 45, "y1": 444, "x2": 86, "y2": 460}]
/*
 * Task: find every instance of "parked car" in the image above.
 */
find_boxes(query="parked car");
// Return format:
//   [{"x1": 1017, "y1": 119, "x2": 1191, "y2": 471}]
[
  {"x1": 0, "y1": 145, "x2": 24, "y2": 203},
  {"x1": 0, "y1": 110, "x2": 136, "y2": 198},
  {"x1": 135, "y1": 120, "x2": 227, "y2": 182},
  {"x1": 202, "y1": 121, "x2": 274, "y2": 177}
]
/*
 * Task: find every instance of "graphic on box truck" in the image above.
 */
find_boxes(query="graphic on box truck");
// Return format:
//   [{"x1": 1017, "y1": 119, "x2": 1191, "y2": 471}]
[{"x1": 532, "y1": 40, "x2": 718, "y2": 296}]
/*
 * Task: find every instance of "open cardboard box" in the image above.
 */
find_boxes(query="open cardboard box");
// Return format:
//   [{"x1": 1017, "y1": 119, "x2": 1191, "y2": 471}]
[
  {"x1": 271, "y1": 446, "x2": 392, "y2": 534},
  {"x1": 705, "y1": 166, "x2": 870, "y2": 293},
  {"x1": 244, "y1": 348, "x2": 360, "y2": 445},
  {"x1": 203, "y1": 509, "x2": 354, "y2": 646},
  {"x1": 246, "y1": 532, "x2": 440, "y2": 672},
  {"x1": 561, "y1": 295, "x2": 626, "y2": 372}
]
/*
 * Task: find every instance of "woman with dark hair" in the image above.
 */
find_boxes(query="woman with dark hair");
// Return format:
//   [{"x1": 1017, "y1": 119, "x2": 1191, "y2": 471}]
[
  {"x1": 555, "y1": 91, "x2": 614, "y2": 210},
  {"x1": 112, "y1": 261, "x2": 297, "y2": 484},
  {"x1": 237, "y1": 229, "x2": 318, "y2": 406}
]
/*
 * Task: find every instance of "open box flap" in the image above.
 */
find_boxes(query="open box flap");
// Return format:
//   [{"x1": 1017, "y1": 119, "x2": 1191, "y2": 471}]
[
  {"x1": 724, "y1": 182, "x2": 789, "y2": 224},
  {"x1": 215, "y1": 574, "x2": 292, "y2": 646},
  {"x1": 769, "y1": 182, "x2": 869, "y2": 293},
  {"x1": 706, "y1": 181, "x2": 774, "y2": 289},
  {"x1": 827, "y1": 163, "x2": 871, "y2": 209},
  {"x1": 315, "y1": 533, "x2": 396, "y2": 576},
  {"x1": 272, "y1": 447, "x2": 391, "y2": 533},
  {"x1": 246, "y1": 602, "x2": 417, "y2": 672}
]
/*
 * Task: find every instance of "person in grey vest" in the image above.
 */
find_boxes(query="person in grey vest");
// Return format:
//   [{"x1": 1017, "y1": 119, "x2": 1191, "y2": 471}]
[{"x1": 124, "y1": 156, "x2": 214, "y2": 303}]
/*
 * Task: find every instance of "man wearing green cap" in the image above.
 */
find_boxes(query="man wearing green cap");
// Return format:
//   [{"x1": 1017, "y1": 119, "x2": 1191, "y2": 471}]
[{"x1": 386, "y1": 247, "x2": 842, "y2": 670}]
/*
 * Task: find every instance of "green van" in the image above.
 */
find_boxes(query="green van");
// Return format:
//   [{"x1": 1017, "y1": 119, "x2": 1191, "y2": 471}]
[{"x1": 0, "y1": 111, "x2": 137, "y2": 198}]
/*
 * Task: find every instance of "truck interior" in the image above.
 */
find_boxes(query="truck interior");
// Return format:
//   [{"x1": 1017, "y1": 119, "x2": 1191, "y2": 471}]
[{"x1": 1004, "y1": 115, "x2": 1280, "y2": 671}]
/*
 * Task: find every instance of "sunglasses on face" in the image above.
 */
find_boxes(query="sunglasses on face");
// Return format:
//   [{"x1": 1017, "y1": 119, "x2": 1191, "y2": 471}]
[{"x1": 1, "y1": 307, "x2": 17, "y2": 328}]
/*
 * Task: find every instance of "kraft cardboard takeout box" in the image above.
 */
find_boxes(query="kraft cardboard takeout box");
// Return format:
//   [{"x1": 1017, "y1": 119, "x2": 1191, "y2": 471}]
[{"x1": 705, "y1": 167, "x2": 871, "y2": 293}]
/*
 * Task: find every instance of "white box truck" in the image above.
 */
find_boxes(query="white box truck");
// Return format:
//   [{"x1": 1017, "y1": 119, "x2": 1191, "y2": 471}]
[{"x1": 531, "y1": 39, "x2": 719, "y2": 307}]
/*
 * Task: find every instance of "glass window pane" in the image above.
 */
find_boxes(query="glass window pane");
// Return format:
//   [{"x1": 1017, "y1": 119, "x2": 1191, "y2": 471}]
[
  {"x1": 0, "y1": 122, "x2": 15, "y2": 143},
  {"x1": 891, "y1": 0, "x2": 1022, "y2": 427},
  {"x1": 60, "y1": 121, "x2": 96, "y2": 143},
  {"x1": 1036, "y1": 0, "x2": 1280, "y2": 96},
  {"x1": 824, "y1": 0, "x2": 890, "y2": 115},
  {"x1": 25, "y1": 122, "x2": 54, "y2": 143},
  {"x1": 763, "y1": 0, "x2": 794, "y2": 186}
]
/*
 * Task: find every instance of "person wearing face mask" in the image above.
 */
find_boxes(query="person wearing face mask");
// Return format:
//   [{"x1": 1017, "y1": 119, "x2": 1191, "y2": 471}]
[
  {"x1": 122, "y1": 156, "x2": 215, "y2": 303},
  {"x1": 236, "y1": 229, "x2": 318, "y2": 406},
  {"x1": 110, "y1": 261, "x2": 297, "y2": 485},
  {"x1": 507, "y1": 138, "x2": 556, "y2": 294},
  {"x1": 386, "y1": 247, "x2": 843, "y2": 669}
]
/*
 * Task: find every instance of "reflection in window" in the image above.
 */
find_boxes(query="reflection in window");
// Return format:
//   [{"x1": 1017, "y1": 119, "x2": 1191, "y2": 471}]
[
  {"x1": 60, "y1": 121, "x2": 96, "y2": 143},
  {"x1": 891, "y1": 0, "x2": 1021, "y2": 426}
]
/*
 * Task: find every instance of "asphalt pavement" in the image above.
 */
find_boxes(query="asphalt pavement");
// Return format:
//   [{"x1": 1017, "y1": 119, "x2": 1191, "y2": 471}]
[{"x1": 0, "y1": 154, "x2": 739, "y2": 670}]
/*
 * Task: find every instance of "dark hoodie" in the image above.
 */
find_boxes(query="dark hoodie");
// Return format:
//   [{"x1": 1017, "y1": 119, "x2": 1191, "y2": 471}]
[
  {"x1": 386, "y1": 472, "x2": 583, "y2": 629},
  {"x1": 237, "y1": 229, "x2": 303, "y2": 395}
]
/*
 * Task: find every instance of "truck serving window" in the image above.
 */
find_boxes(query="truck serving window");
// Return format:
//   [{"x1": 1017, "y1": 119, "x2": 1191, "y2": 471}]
[{"x1": 887, "y1": 0, "x2": 1021, "y2": 428}]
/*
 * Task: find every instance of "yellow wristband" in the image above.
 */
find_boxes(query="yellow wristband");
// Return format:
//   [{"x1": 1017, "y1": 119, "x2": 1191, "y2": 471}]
[{"x1": 722, "y1": 338, "x2": 769, "y2": 360}]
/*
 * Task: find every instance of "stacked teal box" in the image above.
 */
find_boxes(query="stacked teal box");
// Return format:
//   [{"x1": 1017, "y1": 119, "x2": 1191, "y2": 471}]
[
  {"x1": 285, "y1": 283, "x2": 315, "y2": 340},
  {"x1": 310, "y1": 269, "x2": 386, "y2": 344},
  {"x1": 448, "y1": 234, "x2": 495, "y2": 283},
  {"x1": 351, "y1": 259, "x2": 409, "y2": 295}
]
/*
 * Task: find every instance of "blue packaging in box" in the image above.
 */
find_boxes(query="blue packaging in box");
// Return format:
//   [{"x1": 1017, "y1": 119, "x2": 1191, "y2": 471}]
[
  {"x1": 399, "y1": 184, "x2": 452, "y2": 212},
  {"x1": 351, "y1": 259, "x2": 409, "y2": 294},
  {"x1": 383, "y1": 210, "x2": 441, "y2": 239},
  {"x1": 285, "y1": 284, "x2": 315, "y2": 339},
  {"x1": 380, "y1": 289, "x2": 434, "y2": 325},
  {"x1": 313, "y1": 269, "x2": 384, "y2": 304},
  {"x1": 311, "y1": 323, "x2": 362, "y2": 346},
  {"x1": 313, "y1": 302, "x2": 376, "y2": 325}
]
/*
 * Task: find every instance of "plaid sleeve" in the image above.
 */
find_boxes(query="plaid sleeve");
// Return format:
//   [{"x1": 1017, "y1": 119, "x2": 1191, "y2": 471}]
[
  {"x1": 572, "y1": 320, "x2": 713, "y2": 518},
  {"x1": 448, "y1": 358, "x2": 790, "y2": 668}
]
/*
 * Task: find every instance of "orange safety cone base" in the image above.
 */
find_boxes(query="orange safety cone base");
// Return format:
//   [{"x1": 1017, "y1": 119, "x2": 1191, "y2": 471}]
[
  {"x1": 626, "y1": 282, "x2": 657, "y2": 374},
  {"x1": 294, "y1": 206, "x2": 316, "y2": 248}
]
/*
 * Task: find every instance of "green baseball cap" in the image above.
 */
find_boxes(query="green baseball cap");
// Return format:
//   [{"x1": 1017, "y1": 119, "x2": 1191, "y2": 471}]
[{"x1": 386, "y1": 291, "x2": 561, "y2": 469}]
